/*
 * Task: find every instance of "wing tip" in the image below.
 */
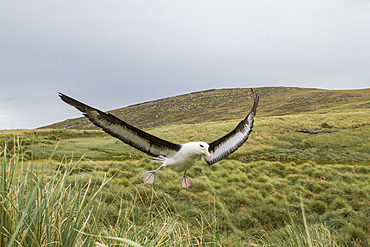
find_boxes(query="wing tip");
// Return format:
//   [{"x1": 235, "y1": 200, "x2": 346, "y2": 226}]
[
  {"x1": 250, "y1": 88, "x2": 259, "y2": 116},
  {"x1": 207, "y1": 88, "x2": 259, "y2": 166},
  {"x1": 58, "y1": 92, "x2": 66, "y2": 102},
  {"x1": 59, "y1": 92, "x2": 89, "y2": 113}
]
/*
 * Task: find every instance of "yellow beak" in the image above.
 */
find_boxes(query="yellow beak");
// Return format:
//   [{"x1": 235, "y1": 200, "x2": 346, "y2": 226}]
[{"x1": 204, "y1": 149, "x2": 211, "y2": 159}]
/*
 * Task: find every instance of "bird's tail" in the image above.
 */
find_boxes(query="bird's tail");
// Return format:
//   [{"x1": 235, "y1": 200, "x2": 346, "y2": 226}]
[{"x1": 152, "y1": 155, "x2": 168, "y2": 163}]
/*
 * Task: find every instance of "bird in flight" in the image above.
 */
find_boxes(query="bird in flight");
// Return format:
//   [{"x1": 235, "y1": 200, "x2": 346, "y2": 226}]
[{"x1": 59, "y1": 89, "x2": 259, "y2": 188}]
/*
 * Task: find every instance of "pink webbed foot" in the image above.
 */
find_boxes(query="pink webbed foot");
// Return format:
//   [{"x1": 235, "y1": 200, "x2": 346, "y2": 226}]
[
  {"x1": 141, "y1": 171, "x2": 156, "y2": 184},
  {"x1": 141, "y1": 165, "x2": 164, "y2": 185},
  {"x1": 181, "y1": 175, "x2": 192, "y2": 189}
]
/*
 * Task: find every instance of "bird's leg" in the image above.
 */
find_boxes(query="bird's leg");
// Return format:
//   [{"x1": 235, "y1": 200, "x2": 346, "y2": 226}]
[
  {"x1": 181, "y1": 171, "x2": 192, "y2": 189},
  {"x1": 141, "y1": 165, "x2": 164, "y2": 184}
]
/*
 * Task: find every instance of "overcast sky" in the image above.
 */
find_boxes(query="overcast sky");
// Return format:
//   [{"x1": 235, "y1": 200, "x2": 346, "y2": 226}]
[{"x1": 1, "y1": 0, "x2": 369, "y2": 129}]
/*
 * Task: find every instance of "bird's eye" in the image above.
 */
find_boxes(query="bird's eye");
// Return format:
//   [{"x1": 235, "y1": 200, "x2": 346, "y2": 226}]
[{"x1": 199, "y1": 144, "x2": 204, "y2": 148}]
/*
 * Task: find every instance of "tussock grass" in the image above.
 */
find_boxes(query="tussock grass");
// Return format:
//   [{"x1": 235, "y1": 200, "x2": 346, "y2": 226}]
[
  {"x1": 1, "y1": 96, "x2": 369, "y2": 246},
  {"x1": 94, "y1": 188, "x2": 221, "y2": 247},
  {"x1": 0, "y1": 140, "x2": 222, "y2": 246},
  {"x1": 1, "y1": 138, "x2": 369, "y2": 246},
  {"x1": 3, "y1": 103, "x2": 368, "y2": 165},
  {"x1": 0, "y1": 139, "x2": 112, "y2": 246}
]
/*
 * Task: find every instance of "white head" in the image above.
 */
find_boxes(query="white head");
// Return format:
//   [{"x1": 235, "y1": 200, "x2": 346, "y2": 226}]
[{"x1": 192, "y1": 141, "x2": 211, "y2": 159}]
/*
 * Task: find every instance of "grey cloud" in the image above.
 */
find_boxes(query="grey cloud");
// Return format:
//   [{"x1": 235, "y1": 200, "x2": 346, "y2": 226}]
[{"x1": 0, "y1": 0, "x2": 369, "y2": 129}]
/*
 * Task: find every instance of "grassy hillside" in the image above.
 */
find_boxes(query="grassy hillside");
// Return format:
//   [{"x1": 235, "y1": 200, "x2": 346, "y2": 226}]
[
  {"x1": 1, "y1": 93, "x2": 369, "y2": 246},
  {"x1": 9, "y1": 99, "x2": 369, "y2": 165},
  {"x1": 43, "y1": 87, "x2": 370, "y2": 130}
]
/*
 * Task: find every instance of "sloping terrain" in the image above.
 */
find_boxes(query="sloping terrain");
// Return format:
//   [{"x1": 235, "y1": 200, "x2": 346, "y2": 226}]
[
  {"x1": 1, "y1": 86, "x2": 369, "y2": 246},
  {"x1": 1, "y1": 99, "x2": 369, "y2": 246},
  {"x1": 43, "y1": 87, "x2": 369, "y2": 130}
]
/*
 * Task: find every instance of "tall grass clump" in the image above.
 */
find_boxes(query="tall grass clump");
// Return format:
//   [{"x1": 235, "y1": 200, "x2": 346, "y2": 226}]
[
  {"x1": 255, "y1": 197, "x2": 340, "y2": 247},
  {"x1": 0, "y1": 140, "x2": 110, "y2": 246},
  {"x1": 94, "y1": 187, "x2": 221, "y2": 246},
  {"x1": 0, "y1": 137, "x2": 221, "y2": 246}
]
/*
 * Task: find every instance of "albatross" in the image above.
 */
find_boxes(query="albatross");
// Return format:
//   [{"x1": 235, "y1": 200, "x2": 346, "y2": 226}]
[{"x1": 59, "y1": 89, "x2": 259, "y2": 188}]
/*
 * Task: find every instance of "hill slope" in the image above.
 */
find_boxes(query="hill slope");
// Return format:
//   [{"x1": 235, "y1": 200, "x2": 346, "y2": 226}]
[
  {"x1": 2, "y1": 87, "x2": 369, "y2": 246},
  {"x1": 2, "y1": 95, "x2": 369, "y2": 246},
  {"x1": 43, "y1": 87, "x2": 369, "y2": 130}
]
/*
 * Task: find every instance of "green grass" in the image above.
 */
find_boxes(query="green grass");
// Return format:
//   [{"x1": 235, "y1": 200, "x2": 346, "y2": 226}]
[
  {"x1": 0, "y1": 142, "x2": 222, "y2": 246},
  {"x1": 1, "y1": 96, "x2": 369, "y2": 246},
  {"x1": 3, "y1": 102, "x2": 369, "y2": 164},
  {"x1": 2, "y1": 143, "x2": 368, "y2": 246}
]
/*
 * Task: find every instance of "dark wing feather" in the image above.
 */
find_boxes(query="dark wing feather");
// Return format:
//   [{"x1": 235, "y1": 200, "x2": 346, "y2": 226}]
[
  {"x1": 204, "y1": 89, "x2": 259, "y2": 165},
  {"x1": 59, "y1": 93, "x2": 181, "y2": 157}
]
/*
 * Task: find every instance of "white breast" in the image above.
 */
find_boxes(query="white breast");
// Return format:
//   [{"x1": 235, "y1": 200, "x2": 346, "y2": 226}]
[{"x1": 164, "y1": 144, "x2": 201, "y2": 172}]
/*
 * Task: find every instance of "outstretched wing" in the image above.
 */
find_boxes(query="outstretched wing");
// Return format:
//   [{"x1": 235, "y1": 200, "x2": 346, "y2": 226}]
[
  {"x1": 59, "y1": 93, "x2": 181, "y2": 158},
  {"x1": 204, "y1": 89, "x2": 259, "y2": 165}
]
